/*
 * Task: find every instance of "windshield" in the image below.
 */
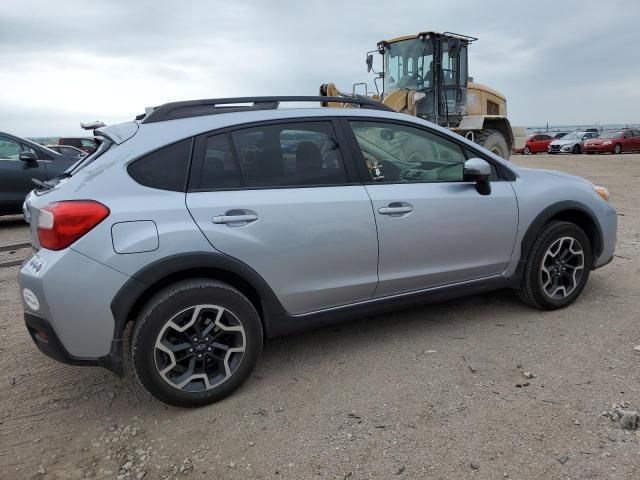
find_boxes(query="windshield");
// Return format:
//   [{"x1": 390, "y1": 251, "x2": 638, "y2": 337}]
[
  {"x1": 562, "y1": 132, "x2": 585, "y2": 140},
  {"x1": 601, "y1": 131, "x2": 624, "y2": 138},
  {"x1": 384, "y1": 38, "x2": 434, "y2": 94}
]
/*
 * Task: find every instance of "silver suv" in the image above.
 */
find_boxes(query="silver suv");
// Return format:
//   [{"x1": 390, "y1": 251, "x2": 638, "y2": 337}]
[{"x1": 18, "y1": 97, "x2": 617, "y2": 407}]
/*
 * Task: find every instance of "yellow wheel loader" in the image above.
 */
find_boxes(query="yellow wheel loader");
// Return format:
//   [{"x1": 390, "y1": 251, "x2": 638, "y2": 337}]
[{"x1": 320, "y1": 31, "x2": 525, "y2": 159}]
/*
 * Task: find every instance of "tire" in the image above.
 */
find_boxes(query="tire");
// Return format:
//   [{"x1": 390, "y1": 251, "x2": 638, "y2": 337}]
[
  {"x1": 517, "y1": 221, "x2": 592, "y2": 310},
  {"x1": 475, "y1": 129, "x2": 510, "y2": 159},
  {"x1": 131, "y1": 279, "x2": 263, "y2": 407},
  {"x1": 572, "y1": 144, "x2": 581, "y2": 154},
  {"x1": 523, "y1": 146, "x2": 531, "y2": 155},
  {"x1": 614, "y1": 143, "x2": 622, "y2": 154}
]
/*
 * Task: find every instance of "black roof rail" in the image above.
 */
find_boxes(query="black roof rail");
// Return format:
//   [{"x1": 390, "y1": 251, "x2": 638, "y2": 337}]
[{"x1": 141, "y1": 96, "x2": 393, "y2": 124}]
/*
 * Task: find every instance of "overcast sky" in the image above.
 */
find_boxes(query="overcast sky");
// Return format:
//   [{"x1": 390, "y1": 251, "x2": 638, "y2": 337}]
[{"x1": 1, "y1": 0, "x2": 638, "y2": 136}]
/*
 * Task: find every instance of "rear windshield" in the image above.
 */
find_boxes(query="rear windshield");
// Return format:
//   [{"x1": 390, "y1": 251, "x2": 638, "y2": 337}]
[{"x1": 65, "y1": 137, "x2": 112, "y2": 175}]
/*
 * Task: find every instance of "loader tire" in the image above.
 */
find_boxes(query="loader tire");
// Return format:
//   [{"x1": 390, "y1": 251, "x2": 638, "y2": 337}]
[{"x1": 475, "y1": 129, "x2": 510, "y2": 160}]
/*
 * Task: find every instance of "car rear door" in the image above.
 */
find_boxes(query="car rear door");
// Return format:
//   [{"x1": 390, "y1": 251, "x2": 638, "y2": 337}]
[
  {"x1": 0, "y1": 135, "x2": 46, "y2": 213},
  {"x1": 186, "y1": 119, "x2": 379, "y2": 315},
  {"x1": 343, "y1": 118, "x2": 518, "y2": 297}
]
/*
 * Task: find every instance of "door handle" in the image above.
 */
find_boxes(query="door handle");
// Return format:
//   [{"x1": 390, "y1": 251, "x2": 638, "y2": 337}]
[
  {"x1": 378, "y1": 204, "x2": 413, "y2": 215},
  {"x1": 212, "y1": 209, "x2": 258, "y2": 226}
]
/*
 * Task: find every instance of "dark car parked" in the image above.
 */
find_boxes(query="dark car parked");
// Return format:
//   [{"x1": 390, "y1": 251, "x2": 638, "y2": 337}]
[
  {"x1": 45, "y1": 144, "x2": 86, "y2": 158},
  {"x1": 58, "y1": 136, "x2": 99, "y2": 154},
  {"x1": 0, "y1": 132, "x2": 77, "y2": 215}
]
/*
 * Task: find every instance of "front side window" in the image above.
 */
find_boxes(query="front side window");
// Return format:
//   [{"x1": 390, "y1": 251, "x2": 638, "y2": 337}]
[
  {"x1": 195, "y1": 121, "x2": 347, "y2": 190},
  {"x1": 349, "y1": 121, "x2": 466, "y2": 183},
  {"x1": 0, "y1": 137, "x2": 21, "y2": 159}
]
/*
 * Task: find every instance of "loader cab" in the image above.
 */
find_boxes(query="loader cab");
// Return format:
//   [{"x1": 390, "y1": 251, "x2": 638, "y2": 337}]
[{"x1": 376, "y1": 32, "x2": 475, "y2": 127}]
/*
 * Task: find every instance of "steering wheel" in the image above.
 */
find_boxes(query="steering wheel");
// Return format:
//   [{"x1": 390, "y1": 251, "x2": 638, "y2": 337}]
[{"x1": 397, "y1": 72, "x2": 421, "y2": 90}]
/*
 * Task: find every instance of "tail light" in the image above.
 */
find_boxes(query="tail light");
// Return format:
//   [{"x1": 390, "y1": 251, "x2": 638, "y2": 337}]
[{"x1": 37, "y1": 200, "x2": 109, "y2": 250}]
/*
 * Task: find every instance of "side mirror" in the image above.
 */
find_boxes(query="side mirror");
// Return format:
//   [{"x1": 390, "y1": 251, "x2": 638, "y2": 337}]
[
  {"x1": 366, "y1": 54, "x2": 373, "y2": 73},
  {"x1": 19, "y1": 151, "x2": 37, "y2": 162},
  {"x1": 463, "y1": 158, "x2": 491, "y2": 195}
]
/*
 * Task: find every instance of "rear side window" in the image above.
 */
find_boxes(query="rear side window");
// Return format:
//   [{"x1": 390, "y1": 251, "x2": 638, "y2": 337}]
[
  {"x1": 192, "y1": 121, "x2": 348, "y2": 190},
  {"x1": 128, "y1": 139, "x2": 192, "y2": 192}
]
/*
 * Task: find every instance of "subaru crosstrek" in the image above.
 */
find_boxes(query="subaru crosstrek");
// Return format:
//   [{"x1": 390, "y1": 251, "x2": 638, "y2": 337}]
[{"x1": 18, "y1": 96, "x2": 616, "y2": 407}]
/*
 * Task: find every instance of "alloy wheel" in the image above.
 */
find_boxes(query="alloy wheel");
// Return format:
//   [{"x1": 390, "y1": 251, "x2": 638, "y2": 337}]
[
  {"x1": 154, "y1": 305, "x2": 246, "y2": 392},
  {"x1": 539, "y1": 236, "x2": 585, "y2": 299}
]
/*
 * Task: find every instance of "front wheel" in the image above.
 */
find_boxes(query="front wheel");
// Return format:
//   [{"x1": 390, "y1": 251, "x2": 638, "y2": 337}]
[
  {"x1": 614, "y1": 143, "x2": 622, "y2": 154},
  {"x1": 523, "y1": 146, "x2": 531, "y2": 155},
  {"x1": 572, "y1": 144, "x2": 581, "y2": 154},
  {"x1": 131, "y1": 279, "x2": 263, "y2": 407},
  {"x1": 517, "y1": 221, "x2": 592, "y2": 310}
]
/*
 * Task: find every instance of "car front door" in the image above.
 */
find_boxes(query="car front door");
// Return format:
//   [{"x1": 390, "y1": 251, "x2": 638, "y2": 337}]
[
  {"x1": 631, "y1": 130, "x2": 640, "y2": 151},
  {"x1": 345, "y1": 119, "x2": 518, "y2": 297},
  {"x1": 621, "y1": 131, "x2": 633, "y2": 152},
  {"x1": 0, "y1": 135, "x2": 47, "y2": 214},
  {"x1": 186, "y1": 119, "x2": 379, "y2": 315}
]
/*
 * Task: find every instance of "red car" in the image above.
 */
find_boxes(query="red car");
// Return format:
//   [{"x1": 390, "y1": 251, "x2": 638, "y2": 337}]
[
  {"x1": 583, "y1": 129, "x2": 640, "y2": 154},
  {"x1": 58, "y1": 136, "x2": 99, "y2": 154},
  {"x1": 516, "y1": 133, "x2": 554, "y2": 155}
]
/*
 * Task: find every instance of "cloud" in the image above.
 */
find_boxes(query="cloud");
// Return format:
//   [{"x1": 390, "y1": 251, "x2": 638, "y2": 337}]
[{"x1": 0, "y1": 0, "x2": 638, "y2": 136}]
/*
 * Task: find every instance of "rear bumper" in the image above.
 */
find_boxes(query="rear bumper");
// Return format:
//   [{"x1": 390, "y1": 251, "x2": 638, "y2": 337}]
[
  {"x1": 24, "y1": 312, "x2": 123, "y2": 374},
  {"x1": 19, "y1": 248, "x2": 130, "y2": 376}
]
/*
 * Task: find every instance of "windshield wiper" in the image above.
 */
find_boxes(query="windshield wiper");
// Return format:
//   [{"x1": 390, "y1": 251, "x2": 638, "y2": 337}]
[{"x1": 32, "y1": 178, "x2": 53, "y2": 190}]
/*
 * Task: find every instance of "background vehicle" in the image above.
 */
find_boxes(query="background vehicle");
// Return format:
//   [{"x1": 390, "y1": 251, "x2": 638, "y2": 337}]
[
  {"x1": 554, "y1": 132, "x2": 569, "y2": 139},
  {"x1": 548, "y1": 131, "x2": 599, "y2": 154},
  {"x1": 583, "y1": 129, "x2": 640, "y2": 154},
  {"x1": 58, "y1": 136, "x2": 99, "y2": 154},
  {"x1": 517, "y1": 133, "x2": 554, "y2": 155},
  {"x1": 319, "y1": 31, "x2": 526, "y2": 159},
  {"x1": 0, "y1": 132, "x2": 76, "y2": 215},
  {"x1": 45, "y1": 144, "x2": 86, "y2": 158},
  {"x1": 18, "y1": 97, "x2": 616, "y2": 407}
]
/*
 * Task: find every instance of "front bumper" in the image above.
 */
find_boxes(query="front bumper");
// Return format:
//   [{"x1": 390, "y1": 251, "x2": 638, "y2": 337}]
[
  {"x1": 593, "y1": 202, "x2": 617, "y2": 269},
  {"x1": 584, "y1": 144, "x2": 613, "y2": 153}
]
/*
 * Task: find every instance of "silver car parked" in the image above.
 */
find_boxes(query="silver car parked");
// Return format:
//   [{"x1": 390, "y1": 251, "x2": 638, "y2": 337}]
[
  {"x1": 548, "y1": 131, "x2": 599, "y2": 154},
  {"x1": 19, "y1": 96, "x2": 616, "y2": 407}
]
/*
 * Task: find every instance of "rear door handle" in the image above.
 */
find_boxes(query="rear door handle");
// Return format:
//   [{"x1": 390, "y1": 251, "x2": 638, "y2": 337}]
[
  {"x1": 212, "y1": 210, "x2": 258, "y2": 226},
  {"x1": 212, "y1": 214, "x2": 258, "y2": 224},
  {"x1": 378, "y1": 203, "x2": 413, "y2": 216}
]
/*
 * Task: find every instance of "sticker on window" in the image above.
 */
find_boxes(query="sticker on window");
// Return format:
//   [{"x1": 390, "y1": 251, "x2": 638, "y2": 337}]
[{"x1": 367, "y1": 159, "x2": 384, "y2": 181}]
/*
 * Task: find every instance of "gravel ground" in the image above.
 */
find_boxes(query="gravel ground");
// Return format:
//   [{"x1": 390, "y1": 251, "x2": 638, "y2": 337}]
[{"x1": 1, "y1": 153, "x2": 639, "y2": 479}]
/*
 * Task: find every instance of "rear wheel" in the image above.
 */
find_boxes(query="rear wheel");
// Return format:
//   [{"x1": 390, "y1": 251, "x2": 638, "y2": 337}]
[
  {"x1": 614, "y1": 143, "x2": 622, "y2": 154},
  {"x1": 517, "y1": 221, "x2": 592, "y2": 310},
  {"x1": 131, "y1": 279, "x2": 263, "y2": 407},
  {"x1": 523, "y1": 146, "x2": 531, "y2": 155},
  {"x1": 475, "y1": 129, "x2": 510, "y2": 159}
]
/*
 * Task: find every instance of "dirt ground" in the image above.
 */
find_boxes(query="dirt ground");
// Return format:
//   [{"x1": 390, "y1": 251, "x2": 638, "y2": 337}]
[{"x1": 1, "y1": 153, "x2": 639, "y2": 480}]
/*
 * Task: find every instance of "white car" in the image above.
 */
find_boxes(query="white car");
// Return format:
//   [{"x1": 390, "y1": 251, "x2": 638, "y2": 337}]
[{"x1": 548, "y1": 131, "x2": 599, "y2": 154}]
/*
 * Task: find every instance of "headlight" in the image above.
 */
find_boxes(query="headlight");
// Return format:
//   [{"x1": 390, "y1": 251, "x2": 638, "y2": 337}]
[
  {"x1": 593, "y1": 185, "x2": 610, "y2": 202},
  {"x1": 560, "y1": 144, "x2": 571, "y2": 150},
  {"x1": 602, "y1": 141, "x2": 612, "y2": 146}
]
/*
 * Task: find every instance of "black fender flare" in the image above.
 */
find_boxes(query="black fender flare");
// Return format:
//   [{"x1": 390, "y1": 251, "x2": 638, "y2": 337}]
[
  {"x1": 514, "y1": 200, "x2": 603, "y2": 281},
  {"x1": 109, "y1": 251, "x2": 288, "y2": 347}
]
